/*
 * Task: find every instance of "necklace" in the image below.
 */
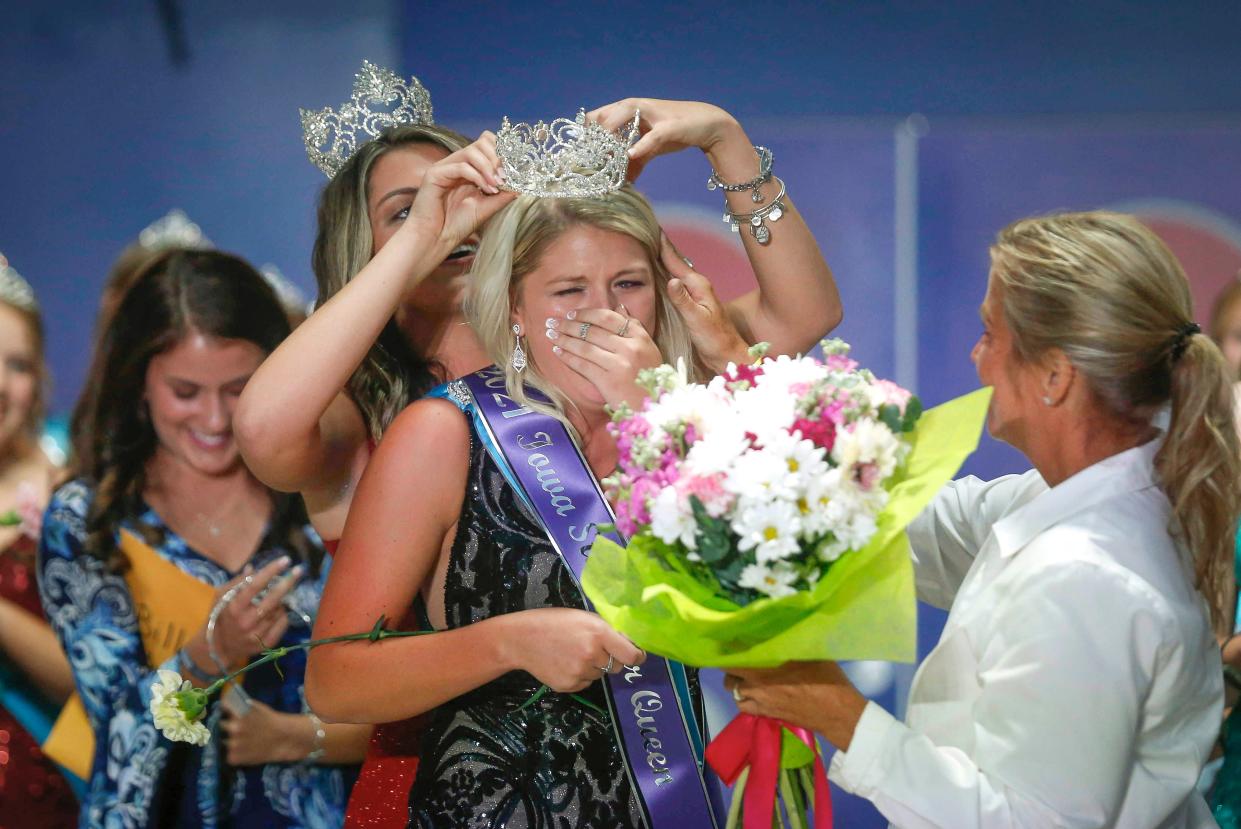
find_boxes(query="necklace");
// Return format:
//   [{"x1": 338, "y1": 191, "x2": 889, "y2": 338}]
[{"x1": 194, "y1": 512, "x2": 224, "y2": 538}]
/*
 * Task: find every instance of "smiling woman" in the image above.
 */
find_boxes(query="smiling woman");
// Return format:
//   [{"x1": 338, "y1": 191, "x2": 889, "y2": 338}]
[{"x1": 38, "y1": 249, "x2": 371, "y2": 828}]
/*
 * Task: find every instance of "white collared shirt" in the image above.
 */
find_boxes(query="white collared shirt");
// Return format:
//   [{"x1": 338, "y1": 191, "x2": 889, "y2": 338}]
[{"x1": 830, "y1": 440, "x2": 1223, "y2": 828}]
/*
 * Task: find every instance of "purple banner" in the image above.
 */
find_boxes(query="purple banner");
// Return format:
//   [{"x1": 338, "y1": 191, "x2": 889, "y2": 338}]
[{"x1": 462, "y1": 367, "x2": 721, "y2": 829}]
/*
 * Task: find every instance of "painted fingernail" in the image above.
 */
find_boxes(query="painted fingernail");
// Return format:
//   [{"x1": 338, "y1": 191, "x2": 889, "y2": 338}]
[
  {"x1": 566, "y1": 310, "x2": 578, "y2": 320},
  {"x1": 552, "y1": 345, "x2": 563, "y2": 355},
  {"x1": 291, "y1": 565, "x2": 305, "y2": 577},
  {"x1": 545, "y1": 317, "x2": 559, "y2": 329},
  {"x1": 545, "y1": 328, "x2": 559, "y2": 340},
  {"x1": 619, "y1": 304, "x2": 629, "y2": 317},
  {"x1": 278, "y1": 556, "x2": 291, "y2": 567}
]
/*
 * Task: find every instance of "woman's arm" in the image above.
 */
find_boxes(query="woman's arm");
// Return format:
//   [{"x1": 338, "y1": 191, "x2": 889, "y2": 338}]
[
  {"x1": 235, "y1": 136, "x2": 513, "y2": 514},
  {"x1": 305, "y1": 399, "x2": 641, "y2": 724},
  {"x1": 907, "y1": 471, "x2": 1040, "y2": 608},
  {"x1": 0, "y1": 596, "x2": 74, "y2": 702},
  {"x1": 730, "y1": 561, "x2": 1168, "y2": 828},
  {"x1": 221, "y1": 702, "x2": 373, "y2": 765},
  {"x1": 590, "y1": 99, "x2": 843, "y2": 357}
]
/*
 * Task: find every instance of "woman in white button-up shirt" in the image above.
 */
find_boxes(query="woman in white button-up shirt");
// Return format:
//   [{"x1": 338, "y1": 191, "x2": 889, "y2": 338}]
[{"x1": 727, "y1": 211, "x2": 1241, "y2": 828}]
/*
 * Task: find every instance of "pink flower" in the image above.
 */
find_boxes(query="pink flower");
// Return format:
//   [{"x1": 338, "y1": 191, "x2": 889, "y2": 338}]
[
  {"x1": 824, "y1": 354, "x2": 859, "y2": 373},
  {"x1": 819, "y1": 399, "x2": 847, "y2": 426},
  {"x1": 725, "y1": 363, "x2": 764, "y2": 389},
  {"x1": 16, "y1": 483, "x2": 44, "y2": 541},
  {"x1": 676, "y1": 473, "x2": 733, "y2": 518},
  {"x1": 791, "y1": 417, "x2": 836, "y2": 452},
  {"x1": 872, "y1": 379, "x2": 913, "y2": 413}
]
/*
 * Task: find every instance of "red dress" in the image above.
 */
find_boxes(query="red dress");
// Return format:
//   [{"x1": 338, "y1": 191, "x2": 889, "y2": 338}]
[
  {"x1": 325, "y1": 538, "x2": 426, "y2": 829},
  {"x1": 0, "y1": 537, "x2": 78, "y2": 827}
]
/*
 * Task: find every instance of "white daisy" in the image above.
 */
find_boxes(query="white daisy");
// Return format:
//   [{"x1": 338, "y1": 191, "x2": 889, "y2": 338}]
[
  {"x1": 732, "y1": 499, "x2": 803, "y2": 564},
  {"x1": 738, "y1": 560, "x2": 800, "y2": 599}
]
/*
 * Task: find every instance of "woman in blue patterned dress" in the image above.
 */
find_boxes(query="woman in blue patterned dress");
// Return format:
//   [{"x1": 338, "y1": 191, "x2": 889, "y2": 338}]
[{"x1": 38, "y1": 249, "x2": 370, "y2": 828}]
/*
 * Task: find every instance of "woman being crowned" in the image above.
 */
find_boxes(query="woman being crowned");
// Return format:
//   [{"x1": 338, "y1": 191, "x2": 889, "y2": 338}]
[{"x1": 305, "y1": 111, "x2": 815, "y2": 826}]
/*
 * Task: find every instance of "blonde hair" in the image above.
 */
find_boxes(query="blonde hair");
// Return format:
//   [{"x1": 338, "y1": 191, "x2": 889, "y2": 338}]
[
  {"x1": 991, "y1": 210, "x2": 1241, "y2": 637},
  {"x1": 466, "y1": 185, "x2": 700, "y2": 432},
  {"x1": 312, "y1": 123, "x2": 472, "y2": 440}
]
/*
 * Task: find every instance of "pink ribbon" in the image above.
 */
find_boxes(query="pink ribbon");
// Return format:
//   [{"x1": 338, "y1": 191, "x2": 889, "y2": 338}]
[{"x1": 706, "y1": 713, "x2": 832, "y2": 828}]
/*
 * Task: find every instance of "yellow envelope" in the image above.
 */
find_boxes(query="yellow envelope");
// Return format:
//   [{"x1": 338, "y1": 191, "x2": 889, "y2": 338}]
[{"x1": 43, "y1": 530, "x2": 216, "y2": 778}]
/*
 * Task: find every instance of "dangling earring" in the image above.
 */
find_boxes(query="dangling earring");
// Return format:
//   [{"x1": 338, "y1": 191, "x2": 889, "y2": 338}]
[{"x1": 511, "y1": 324, "x2": 527, "y2": 372}]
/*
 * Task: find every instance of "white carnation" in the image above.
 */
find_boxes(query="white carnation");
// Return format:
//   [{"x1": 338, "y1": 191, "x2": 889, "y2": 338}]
[
  {"x1": 832, "y1": 418, "x2": 901, "y2": 489},
  {"x1": 150, "y1": 670, "x2": 211, "y2": 746},
  {"x1": 649, "y1": 485, "x2": 698, "y2": 550}
]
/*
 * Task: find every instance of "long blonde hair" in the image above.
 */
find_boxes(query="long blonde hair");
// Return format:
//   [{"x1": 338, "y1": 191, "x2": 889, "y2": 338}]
[
  {"x1": 991, "y1": 210, "x2": 1241, "y2": 637},
  {"x1": 466, "y1": 185, "x2": 699, "y2": 431},
  {"x1": 311, "y1": 123, "x2": 472, "y2": 440}
]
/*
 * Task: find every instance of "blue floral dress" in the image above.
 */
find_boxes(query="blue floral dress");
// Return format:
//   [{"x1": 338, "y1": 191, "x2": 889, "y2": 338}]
[{"x1": 38, "y1": 479, "x2": 358, "y2": 829}]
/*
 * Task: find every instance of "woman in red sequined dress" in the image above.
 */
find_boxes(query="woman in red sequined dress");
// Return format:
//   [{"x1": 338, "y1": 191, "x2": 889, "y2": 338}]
[{"x1": 0, "y1": 254, "x2": 78, "y2": 827}]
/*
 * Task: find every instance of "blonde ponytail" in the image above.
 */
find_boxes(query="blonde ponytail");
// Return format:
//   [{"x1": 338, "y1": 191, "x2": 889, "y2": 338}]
[
  {"x1": 1157, "y1": 332, "x2": 1241, "y2": 637},
  {"x1": 993, "y1": 211, "x2": 1241, "y2": 637}
]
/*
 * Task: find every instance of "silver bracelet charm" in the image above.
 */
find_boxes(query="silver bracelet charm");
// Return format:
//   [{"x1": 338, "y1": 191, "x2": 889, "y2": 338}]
[
  {"x1": 723, "y1": 176, "x2": 787, "y2": 245},
  {"x1": 707, "y1": 145, "x2": 774, "y2": 203},
  {"x1": 304, "y1": 711, "x2": 326, "y2": 762}
]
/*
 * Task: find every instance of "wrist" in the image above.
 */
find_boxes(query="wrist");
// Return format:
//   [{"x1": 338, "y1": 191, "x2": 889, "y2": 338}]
[
  {"x1": 302, "y1": 711, "x2": 326, "y2": 763},
  {"x1": 702, "y1": 118, "x2": 750, "y2": 173},
  {"x1": 488, "y1": 614, "x2": 527, "y2": 675},
  {"x1": 818, "y1": 690, "x2": 869, "y2": 753}
]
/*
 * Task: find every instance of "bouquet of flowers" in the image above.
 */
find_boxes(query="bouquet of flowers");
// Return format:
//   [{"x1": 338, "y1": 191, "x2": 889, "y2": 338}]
[{"x1": 582, "y1": 340, "x2": 991, "y2": 829}]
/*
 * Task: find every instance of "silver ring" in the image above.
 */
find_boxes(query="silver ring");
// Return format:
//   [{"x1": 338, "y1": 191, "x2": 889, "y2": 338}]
[
  {"x1": 599, "y1": 653, "x2": 615, "y2": 675},
  {"x1": 617, "y1": 318, "x2": 632, "y2": 338},
  {"x1": 682, "y1": 256, "x2": 694, "y2": 269},
  {"x1": 578, "y1": 321, "x2": 593, "y2": 340}
]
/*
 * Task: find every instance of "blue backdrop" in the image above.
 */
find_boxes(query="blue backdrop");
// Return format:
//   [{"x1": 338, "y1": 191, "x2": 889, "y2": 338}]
[{"x1": 6, "y1": 2, "x2": 1241, "y2": 825}]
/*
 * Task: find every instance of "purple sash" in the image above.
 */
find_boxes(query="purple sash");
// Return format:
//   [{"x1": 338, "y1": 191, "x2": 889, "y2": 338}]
[{"x1": 462, "y1": 367, "x2": 720, "y2": 829}]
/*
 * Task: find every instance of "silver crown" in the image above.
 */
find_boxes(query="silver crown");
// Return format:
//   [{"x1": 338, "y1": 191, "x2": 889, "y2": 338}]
[
  {"x1": 495, "y1": 109, "x2": 639, "y2": 199},
  {"x1": 0, "y1": 254, "x2": 38, "y2": 313},
  {"x1": 139, "y1": 209, "x2": 213, "y2": 251},
  {"x1": 300, "y1": 60, "x2": 434, "y2": 178},
  {"x1": 259, "y1": 263, "x2": 311, "y2": 315}
]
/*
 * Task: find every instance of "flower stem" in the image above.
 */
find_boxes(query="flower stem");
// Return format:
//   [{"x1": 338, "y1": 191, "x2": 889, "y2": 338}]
[{"x1": 203, "y1": 628, "x2": 432, "y2": 695}]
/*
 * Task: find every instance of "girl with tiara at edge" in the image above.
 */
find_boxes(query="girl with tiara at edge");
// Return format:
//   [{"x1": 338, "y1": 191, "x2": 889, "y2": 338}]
[
  {"x1": 0, "y1": 253, "x2": 78, "y2": 827},
  {"x1": 39, "y1": 249, "x2": 370, "y2": 828},
  {"x1": 305, "y1": 110, "x2": 744, "y2": 826},
  {"x1": 236, "y1": 64, "x2": 843, "y2": 826}
]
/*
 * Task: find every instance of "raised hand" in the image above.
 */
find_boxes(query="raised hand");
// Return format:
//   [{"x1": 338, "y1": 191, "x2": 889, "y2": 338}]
[
  {"x1": 401, "y1": 132, "x2": 516, "y2": 260},
  {"x1": 544, "y1": 306, "x2": 662, "y2": 411},
  {"x1": 660, "y1": 234, "x2": 752, "y2": 372},
  {"x1": 586, "y1": 98, "x2": 743, "y2": 182},
  {"x1": 204, "y1": 556, "x2": 301, "y2": 671}
]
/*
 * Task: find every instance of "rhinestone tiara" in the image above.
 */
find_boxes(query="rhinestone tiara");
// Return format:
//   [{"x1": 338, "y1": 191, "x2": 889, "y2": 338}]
[
  {"x1": 0, "y1": 253, "x2": 38, "y2": 313},
  {"x1": 300, "y1": 60, "x2": 434, "y2": 179},
  {"x1": 138, "y1": 209, "x2": 213, "y2": 252},
  {"x1": 495, "y1": 109, "x2": 639, "y2": 199}
]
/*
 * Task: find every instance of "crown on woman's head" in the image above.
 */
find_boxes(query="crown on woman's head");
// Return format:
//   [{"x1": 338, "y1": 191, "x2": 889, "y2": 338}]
[
  {"x1": 300, "y1": 60, "x2": 434, "y2": 179},
  {"x1": 496, "y1": 109, "x2": 639, "y2": 199},
  {"x1": 0, "y1": 254, "x2": 37, "y2": 313},
  {"x1": 139, "y1": 209, "x2": 213, "y2": 252}
]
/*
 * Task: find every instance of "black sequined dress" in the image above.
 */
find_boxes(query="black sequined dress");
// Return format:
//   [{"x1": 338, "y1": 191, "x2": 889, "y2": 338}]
[{"x1": 407, "y1": 426, "x2": 645, "y2": 828}]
